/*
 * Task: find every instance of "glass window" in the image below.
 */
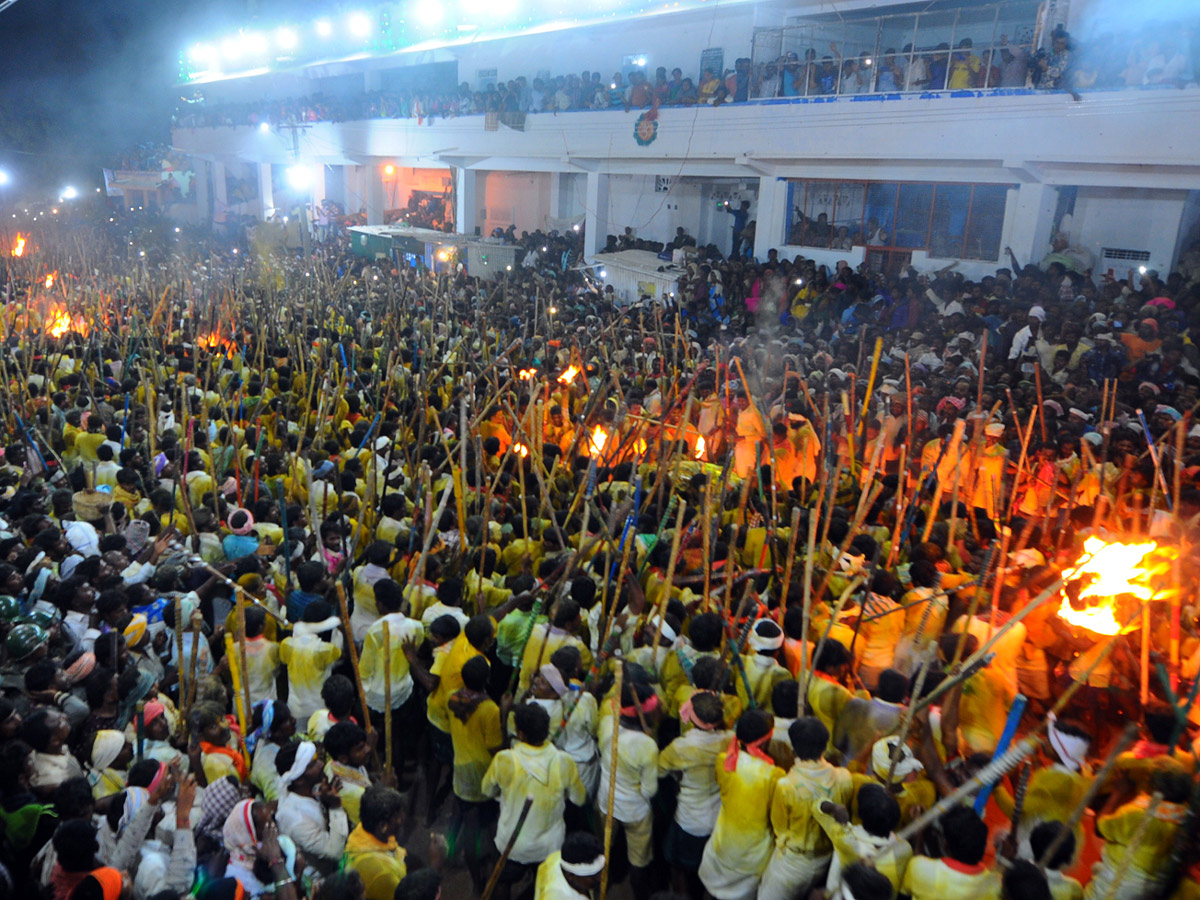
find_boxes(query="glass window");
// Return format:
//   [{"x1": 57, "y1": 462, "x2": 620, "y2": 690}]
[
  {"x1": 964, "y1": 184, "x2": 1009, "y2": 260},
  {"x1": 876, "y1": 15, "x2": 917, "y2": 92},
  {"x1": 831, "y1": 182, "x2": 866, "y2": 247},
  {"x1": 895, "y1": 183, "x2": 934, "y2": 248},
  {"x1": 912, "y1": 9, "x2": 958, "y2": 91},
  {"x1": 864, "y1": 183, "x2": 899, "y2": 244},
  {"x1": 930, "y1": 184, "x2": 972, "y2": 258},
  {"x1": 947, "y1": 6, "x2": 998, "y2": 90}
]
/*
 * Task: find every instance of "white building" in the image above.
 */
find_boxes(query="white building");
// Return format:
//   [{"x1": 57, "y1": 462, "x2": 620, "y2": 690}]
[{"x1": 172, "y1": 0, "x2": 1200, "y2": 279}]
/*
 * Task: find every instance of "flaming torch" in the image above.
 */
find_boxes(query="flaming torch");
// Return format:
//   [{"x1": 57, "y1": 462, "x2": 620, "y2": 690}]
[
  {"x1": 518, "y1": 368, "x2": 537, "y2": 381},
  {"x1": 1056, "y1": 537, "x2": 1167, "y2": 636},
  {"x1": 589, "y1": 425, "x2": 608, "y2": 457},
  {"x1": 11, "y1": 234, "x2": 25, "y2": 258},
  {"x1": 43, "y1": 272, "x2": 56, "y2": 290},
  {"x1": 558, "y1": 365, "x2": 581, "y2": 385},
  {"x1": 513, "y1": 442, "x2": 530, "y2": 459},
  {"x1": 694, "y1": 435, "x2": 707, "y2": 460}
]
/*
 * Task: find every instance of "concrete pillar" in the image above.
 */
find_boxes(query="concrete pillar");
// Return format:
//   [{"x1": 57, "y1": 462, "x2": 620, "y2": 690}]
[
  {"x1": 753, "y1": 175, "x2": 789, "y2": 260},
  {"x1": 258, "y1": 163, "x2": 275, "y2": 220},
  {"x1": 455, "y1": 168, "x2": 478, "y2": 235},
  {"x1": 365, "y1": 163, "x2": 386, "y2": 226},
  {"x1": 312, "y1": 164, "x2": 327, "y2": 208},
  {"x1": 548, "y1": 172, "x2": 563, "y2": 221},
  {"x1": 325, "y1": 165, "x2": 346, "y2": 207},
  {"x1": 212, "y1": 161, "x2": 229, "y2": 227},
  {"x1": 194, "y1": 159, "x2": 211, "y2": 225},
  {"x1": 1005, "y1": 182, "x2": 1058, "y2": 271},
  {"x1": 583, "y1": 172, "x2": 610, "y2": 258}
]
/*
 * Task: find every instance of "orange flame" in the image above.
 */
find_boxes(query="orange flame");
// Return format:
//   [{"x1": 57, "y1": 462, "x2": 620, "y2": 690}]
[
  {"x1": 513, "y1": 442, "x2": 530, "y2": 458},
  {"x1": 1056, "y1": 536, "x2": 1169, "y2": 635},
  {"x1": 46, "y1": 305, "x2": 87, "y2": 338},
  {"x1": 43, "y1": 272, "x2": 56, "y2": 290},
  {"x1": 11, "y1": 235, "x2": 25, "y2": 258},
  {"x1": 695, "y1": 435, "x2": 706, "y2": 459},
  {"x1": 590, "y1": 425, "x2": 608, "y2": 456},
  {"x1": 198, "y1": 332, "x2": 238, "y2": 358},
  {"x1": 633, "y1": 438, "x2": 647, "y2": 456},
  {"x1": 518, "y1": 368, "x2": 537, "y2": 381},
  {"x1": 558, "y1": 365, "x2": 581, "y2": 385}
]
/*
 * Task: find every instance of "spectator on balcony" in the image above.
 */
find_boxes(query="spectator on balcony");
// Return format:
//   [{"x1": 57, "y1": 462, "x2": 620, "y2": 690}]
[
  {"x1": 677, "y1": 78, "x2": 699, "y2": 105},
  {"x1": 979, "y1": 48, "x2": 1002, "y2": 88},
  {"x1": 840, "y1": 58, "x2": 869, "y2": 94},
  {"x1": 948, "y1": 39, "x2": 982, "y2": 88},
  {"x1": 589, "y1": 81, "x2": 608, "y2": 110},
  {"x1": 1142, "y1": 38, "x2": 1190, "y2": 85},
  {"x1": 779, "y1": 53, "x2": 801, "y2": 97},
  {"x1": 608, "y1": 73, "x2": 626, "y2": 108},
  {"x1": 903, "y1": 44, "x2": 930, "y2": 90},
  {"x1": 698, "y1": 68, "x2": 721, "y2": 103},
  {"x1": 996, "y1": 35, "x2": 1030, "y2": 87},
  {"x1": 756, "y1": 60, "x2": 783, "y2": 99},
  {"x1": 553, "y1": 78, "x2": 572, "y2": 112},
  {"x1": 1036, "y1": 31, "x2": 1073, "y2": 90},
  {"x1": 928, "y1": 44, "x2": 951, "y2": 89},
  {"x1": 816, "y1": 56, "x2": 838, "y2": 94},
  {"x1": 874, "y1": 51, "x2": 903, "y2": 91},
  {"x1": 528, "y1": 79, "x2": 547, "y2": 112},
  {"x1": 667, "y1": 67, "x2": 686, "y2": 103},
  {"x1": 726, "y1": 58, "x2": 752, "y2": 102},
  {"x1": 629, "y1": 73, "x2": 654, "y2": 109}
]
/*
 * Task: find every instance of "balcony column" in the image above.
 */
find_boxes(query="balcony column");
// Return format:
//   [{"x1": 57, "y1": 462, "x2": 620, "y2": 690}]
[
  {"x1": 193, "y1": 159, "x2": 210, "y2": 224},
  {"x1": 258, "y1": 163, "x2": 274, "y2": 220},
  {"x1": 365, "y1": 163, "x2": 386, "y2": 226},
  {"x1": 211, "y1": 161, "x2": 229, "y2": 228},
  {"x1": 1005, "y1": 182, "x2": 1058, "y2": 271},
  {"x1": 455, "y1": 168, "x2": 478, "y2": 235},
  {"x1": 583, "y1": 172, "x2": 609, "y2": 258},
  {"x1": 753, "y1": 175, "x2": 789, "y2": 260}
]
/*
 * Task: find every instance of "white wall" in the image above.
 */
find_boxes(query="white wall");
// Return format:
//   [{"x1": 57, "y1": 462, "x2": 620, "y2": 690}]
[
  {"x1": 1071, "y1": 187, "x2": 1187, "y2": 276},
  {"x1": 481, "y1": 171, "x2": 551, "y2": 234},
  {"x1": 605, "y1": 175, "x2": 758, "y2": 251}
]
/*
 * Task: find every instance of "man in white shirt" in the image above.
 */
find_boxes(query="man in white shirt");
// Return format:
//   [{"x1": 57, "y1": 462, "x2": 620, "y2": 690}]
[
  {"x1": 274, "y1": 740, "x2": 350, "y2": 875},
  {"x1": 1007, "y1": 305, "x2": 1045, "y2": 375}
]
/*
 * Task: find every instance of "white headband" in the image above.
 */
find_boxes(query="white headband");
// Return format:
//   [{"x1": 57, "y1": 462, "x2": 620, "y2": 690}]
[
  {"x1": 647, "y1": 616, "x2": 678, "y2": 645},
  {"x1": 539, "y1": 664, "x2": 569, "y2": 698},
  {"x1": 749, "y1": 627, "x2": 784, "y2": 651},
  {"x1": 280, "y1": 741, "x2": 317, "y2": 788},
  {"x1": 1047, "y1": 714, "x2": 1089, "y2": 773},
  {"x1": 560, "y1": 855, "x2": 606, "y2": 877}
]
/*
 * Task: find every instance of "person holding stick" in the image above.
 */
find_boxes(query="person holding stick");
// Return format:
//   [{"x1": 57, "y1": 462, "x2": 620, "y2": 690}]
[{"x1": 359, "y1": 578, "x2": 424, "y2": 779}]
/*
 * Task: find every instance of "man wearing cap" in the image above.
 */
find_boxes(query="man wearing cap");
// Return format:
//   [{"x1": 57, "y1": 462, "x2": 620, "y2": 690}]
[{"x1": 970, "y1": 421, "x2": 1009, "y2": 521}]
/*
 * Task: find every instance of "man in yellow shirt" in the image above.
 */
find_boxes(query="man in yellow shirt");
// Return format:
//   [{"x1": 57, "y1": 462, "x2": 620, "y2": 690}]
[
  {"x1": 343, "y1": 785, "x2": 409, "y2": 900},
  {"x1": 814, "y1": 783, "x2": 910, "y2": 896},
  {"x1": 901, "y1": 806, "x2": 1001, "y2": 900},
  {"x1": 534, "y1": 832, "x2": 605, "y2": 900},
  {"x1": 806, "y1": 640, "x2": 858, "y2": 739},
  {"x1": 359, "y1": 579, "x2": 424, "y2": 775},
  {"x1": 698, "y1": 710, "x2": 784, "y2": 900},
  {"x1": 482, "y1": 703, "x2": 587, "y2": 900},
  {"x1": 518, "y1": 599, "x2": 591, "y2": 693},
  {"x1": 759, "y1": 718, "x2": 853, "y2": 900}
]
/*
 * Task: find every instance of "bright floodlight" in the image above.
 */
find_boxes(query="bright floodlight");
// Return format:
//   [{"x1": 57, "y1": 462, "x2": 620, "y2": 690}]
[
  {"x1": 222, "y1": 37, "x2": 242, "y2": 60},
  {"x1": 0, "y1": 171, "x2": 9, "y2": 187},
  {"x1": 286, "y1": 165, "x2": 312, "y2": 190},
  {"x1": 315, "y1": 19, "x2": 333, "y2": 37},
  {"x1": 61, "y1": 186, "x2": 78, "y2": 200},
  {"x1": 259, "y1": 122, "x2": 271, "y2": 133},
  {"x1": 383, "y1": 164, "x2": 395, "y2": 175},
  {"x1": 348, "y1": 12, "x2": 372, "y2": 37},
  {"x1": 635, "y1": 56, "x2": 646, "y2": 67},
  {"x1": 277, "y1": 27, "x2": 298, "y2": 51},
  {"x1": 416, "y1": 0, "x2": 443, "y2": 25},
  {"x1": 241, "y1": 32, "x2": 269, "y2": 55},
  {"x1": 189, "y1": 43, "x2": 217, "y2": 63}
]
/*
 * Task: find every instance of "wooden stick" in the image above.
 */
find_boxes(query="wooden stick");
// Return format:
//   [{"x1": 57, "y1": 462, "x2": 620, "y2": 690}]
[
  {"x1": 336, "y1": 582, "x2": 374, "y2": 736},
  {"x1": 383, "y1": 620, "x2": 393, "y2": 773},
  {"x1": 479, "y1": 797, "x2": 535, "y2": 900},
  {"x1": 649, "y1": 501, "x2": 688, "y2": 675},
  {"x1": 234, "y1": 589, "x2": 253, "y2": 721},
  {"x1": 777, "y1": 505, "x2": 802, "y2": 625},
  {"x1": 600, "y1": 663, "x2": 623, "y2": 900}
]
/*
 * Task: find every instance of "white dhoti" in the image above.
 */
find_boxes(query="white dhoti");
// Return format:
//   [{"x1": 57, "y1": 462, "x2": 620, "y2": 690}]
[
  {"x1": 1084, "y1": 859, "x2": 1161, "y2": 900},
  {"x1": 758, "y1": 847, "x2": 831, "y2": 900},
  {"x1": 698, "y1": 841, "x2": 766, "y2": 900}
]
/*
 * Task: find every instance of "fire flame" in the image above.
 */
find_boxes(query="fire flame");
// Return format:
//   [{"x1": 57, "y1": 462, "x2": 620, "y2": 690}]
[
  {"x1": 558, "y1": 365, "x2": 581, "y2": 385},
  {"x1": 11, "y1": 235, "x2": 25, "y2": 257},
  {"x1": 43, "y1": 272, "x2": 56, "y2": 290},
  {"x1": 46, "y1": 305, "x2": 87, "y2": 338},
  {"x1": 1057, "y1": 536, "x2": 1164, "y2": 635},
  {"x1": 513, "y1": 442, "x2": 530, "y2": 459},
  {"x1": 198, "y1": 332, "x2": 238, "y2": 358},
  {"x1": 695, "y1": 435, "x2": 706, "y2": 459},
  {"x1": 590, "y1": 426, "x2": 608, "y2": 456},
  {"x1": 633, "y1": 438, "x2": 647, "y2": 456},
  {"x1": 518, "y1": 368, "x2": 537, "y2": 381}
]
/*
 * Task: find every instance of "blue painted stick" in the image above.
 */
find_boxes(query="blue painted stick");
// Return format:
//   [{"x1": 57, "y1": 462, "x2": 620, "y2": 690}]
[
  {"x1": 120, "y1": 394, "x2": 130, "y2": 447},
  {"x1": 1135, "y1": 408, "x2": 1173, "y2": 509},
  {"x1": 974, "y1": 693, "x2": 1027, "y2": 813}
]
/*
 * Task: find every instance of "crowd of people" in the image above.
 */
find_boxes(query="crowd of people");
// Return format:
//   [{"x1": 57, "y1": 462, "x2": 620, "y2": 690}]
[
  {"x1": 167, "y1": 22, "x2": 1200, "y2": 131},
  {"x1": 0, "y1": 200, "x2": 1199, "y2": 900}
]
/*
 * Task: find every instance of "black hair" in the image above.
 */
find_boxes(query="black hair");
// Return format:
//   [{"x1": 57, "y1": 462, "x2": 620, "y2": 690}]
[
  {"x1": 274, "y1": 741, "x2": 305, "y2": 779},
  {"x1": 735, "y1": 709, "x2": 773, "y2": 746},
  {"x1": 942, "y1": 806, "x2": 989, "y2": 865},
  {"x1": 461, "y1": 655, "x2": 490, "y2": 692},
  {"x1": 857, "y1": 782, "x2": 901, "y2": 837},
  {"x1": 53, "y1": 818, "x2": 98, "y2": 871},
  {"x1": 375, "y1": 578, "x2": 404, "y2": 613},
  {"x1": 814, "y1": 639, "x2": 851, "y2": 673},
  {"x1": 771, "y1": 680, "x2": 800, "y2": 719},
  {"x1": 24, "y1": 659, "x2": 58, "y2": 693},
  {"x1": 690, "y1": 692, "x2": 725, "y2": 728},
  {"x1": 0, "y1": 740, "x2": 32, "y2": 795},
  {"x1": 561, "y1": 829, "x2": 605, "y2": 866},
  {"x1": 788, "y1": 717, "x2": 829, "y2": 761},
  {"x1": 360, "y1": 784, "x2": 405, "y2": 836},
  {"x1": 321, "y1": 675, "x2": 356, "y2": 718},
  {"x1": 53, "y1": 777, "x2": 95, "y2": 819},
  {"x1": 324, "y1": 722, "x2": 368, "y2": 761},
  {"x1": 842, "y1": 862, "x2": 895, "y2": 900},
  {"x1": 20, "y1": 707, "x2": 60, "y2": 753},
  {"x1": 689, "y1": 612, "x2": 723, "y2": 652},
  {"x1": 1144, "y1": 701, "x2": 1176, "y2": 745},
  {"x1": 1003, "y1": 860, "x2": 1051, "y2": 900},
  {"x1": 464, "y1": 615, "x2": 494, "y2": 650},
  {"x1": 1029, "y1": 820, "x2": 1075, "y2": 871},
  {"x1": 876, "y1": 669, "x2": 908, "y2": 704},
  {"x1": 394, "y1": 868, "x2": 441, "y2": 900},
  {"x1": 513, "y1": 702, "x2": 550, "y2": 745}
]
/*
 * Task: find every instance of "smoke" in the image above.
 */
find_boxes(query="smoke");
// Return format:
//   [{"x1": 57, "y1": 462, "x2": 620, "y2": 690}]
[{"x1": 1070, "y1": 0, "x2": 1200, "y2": 39}]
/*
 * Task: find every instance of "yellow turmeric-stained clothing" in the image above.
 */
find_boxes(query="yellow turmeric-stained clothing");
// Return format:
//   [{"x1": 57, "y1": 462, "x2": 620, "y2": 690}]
[
  {"x1": 1047, "y1": 869, "x2": 1084, "y2": 900},
  {"x1": 342, "y1": 823, "x2": 407, "y2": 900},
  {"x1": 535, "y1": 851, "x2": 587, "y2": 900},
  {"x1": 1113, "y1": 746, "x2": 1195, "y2": 795},
  {"x1": 481, "y1": 740, "x2": 587, "y2": 865},
  {"x1": 1092, "y1": 796, "x2": 1185, "y2": 887},
  {"x1": 738, "y1": 654, "x2": 791, "y2": 713},
  {"x1": 850, "y1": 773, "x2": 936, "y2": 830},
  {"x1": 447, "y1": 692, "x2": 502, "y2": 803},
  {"x1": 427, "y1": 631, "x2": 484, "y2": 733},
  {"x1": 698, "y1": 749, "x2": 783, "y2": 899},
  {"x1": 806, "y1": 672, "x2": 857, "y2": 738},
  {"x1": 957, "y1": 665, "x2": 1014, "y2": 754},
  {"x1": 673, "y1": 685, "x2": 742, "y2": 732},
  {"x1": 769, "y1": 760, "x2": 853, "y2": 857},
  {"x1": 812, "y1": 800, "x2": 912, "y2": 893},
  {"x1": 518, "y1": 624, "x2": 591, "y2": 693},
  {"x1": 993, "y1": 763, "x2": 1092, "y2": 857},
  {"x1": 279, "y1": 633, "x2": 342, "y2": 721},
  {"x1": 901, "y1": 856, "x2": 1001, "y2": 900},
  {"x1": 661, "y1": 648, "x2": 720, "y2": 716}
]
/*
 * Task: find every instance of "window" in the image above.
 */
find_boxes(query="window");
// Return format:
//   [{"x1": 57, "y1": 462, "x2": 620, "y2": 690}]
[{"x1": 783, "y1": 178, "x2": 1011, "y2": 260}]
